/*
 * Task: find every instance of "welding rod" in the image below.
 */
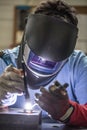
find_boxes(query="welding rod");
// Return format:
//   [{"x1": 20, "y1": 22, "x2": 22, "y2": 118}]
[{"x1": 21, "y1": 60, "x2": 30, "y2": 100}]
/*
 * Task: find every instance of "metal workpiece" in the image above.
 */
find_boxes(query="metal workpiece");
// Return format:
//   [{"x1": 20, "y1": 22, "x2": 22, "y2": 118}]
[{"x1": 0, "y1": 108, "x2": 42, "y2": 130}]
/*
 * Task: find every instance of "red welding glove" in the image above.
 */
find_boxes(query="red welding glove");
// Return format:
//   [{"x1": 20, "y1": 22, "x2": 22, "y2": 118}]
[{"x1": 35, "y1": 81, "x2": 74, "y2": 122}]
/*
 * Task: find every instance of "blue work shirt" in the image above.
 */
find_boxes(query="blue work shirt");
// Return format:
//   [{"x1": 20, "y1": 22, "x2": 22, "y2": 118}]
[{"x1": 0, "y1": 46, "x2": 87, "y2": 110}]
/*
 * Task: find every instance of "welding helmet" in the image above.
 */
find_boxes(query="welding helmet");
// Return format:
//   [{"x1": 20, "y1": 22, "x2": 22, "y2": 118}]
[{"x1": 18, "y1": 14, "x2": 78, "y2": 89}]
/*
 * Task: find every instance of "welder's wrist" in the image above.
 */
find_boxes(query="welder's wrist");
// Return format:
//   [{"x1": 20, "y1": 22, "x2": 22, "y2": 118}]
[{"x1": 59, "y1": 103, "x2": 74, "y2": 123}]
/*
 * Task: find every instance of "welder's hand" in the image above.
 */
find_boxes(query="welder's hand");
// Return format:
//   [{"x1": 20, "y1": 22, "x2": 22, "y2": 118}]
[
  {"x1": 0, "y1": 64, "x2": 24, "y2": 100},
  {"x1": 35, "y1": 81, "x2": 73, "y2": 122}
]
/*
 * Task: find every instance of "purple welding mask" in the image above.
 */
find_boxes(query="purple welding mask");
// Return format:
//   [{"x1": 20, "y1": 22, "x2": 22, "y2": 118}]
[
  {"x1": 22, "y1": 43, "x2": 68, "y2": 89},
  {"x1": 18, "y1": 14, "x2": 78, "y2": 89}
]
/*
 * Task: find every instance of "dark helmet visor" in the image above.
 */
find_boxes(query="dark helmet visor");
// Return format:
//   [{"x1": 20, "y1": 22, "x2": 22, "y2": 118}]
[{"x1": 24, "y1": 14, "x2": 78, "y2": 62}]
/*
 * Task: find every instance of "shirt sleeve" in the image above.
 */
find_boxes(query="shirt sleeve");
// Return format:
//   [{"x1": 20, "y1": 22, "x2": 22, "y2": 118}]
[
  {"x1": 0, "y1": 46, "x2": 19, "y2": 75},
  {"x1": 66, "y1": 51, "x2": 87, "y2": 126},
  {"x1": 74, "y1": 54, "x2": 87, "y2": 104},
  {"x1": 0, "y1": 58, "x2": 7, "y2": 74},
  {"x1": 69, "y1": 51, "x2": 87, "y2": 104}
]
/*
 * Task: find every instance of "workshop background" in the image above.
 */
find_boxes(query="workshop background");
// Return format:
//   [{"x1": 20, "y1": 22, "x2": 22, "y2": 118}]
[{"x1": 0, "y1": 0, "x2": 87, "y2": 53}]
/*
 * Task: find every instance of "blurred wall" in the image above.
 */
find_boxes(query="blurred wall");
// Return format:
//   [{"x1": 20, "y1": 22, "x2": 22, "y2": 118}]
[
  {"x1": 28, "y1": 0, "x2": 87, "y2": 6},
  {"x1": 0, "y1": 0, "x2": 26, "y2": 49},
  {"x1": 0, "y1": 0, "x2": 87, "y2": 53}
]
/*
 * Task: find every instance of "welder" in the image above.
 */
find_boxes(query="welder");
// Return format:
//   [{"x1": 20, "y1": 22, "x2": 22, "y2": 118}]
[{"x1": 0, "y1": 0, "x2": 87, "y2": 127}]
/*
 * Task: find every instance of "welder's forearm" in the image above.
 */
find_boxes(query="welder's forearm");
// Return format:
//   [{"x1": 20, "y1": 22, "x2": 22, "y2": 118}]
[{"x1": 67, "y1": 100, "x2": 87, "y2": 127}]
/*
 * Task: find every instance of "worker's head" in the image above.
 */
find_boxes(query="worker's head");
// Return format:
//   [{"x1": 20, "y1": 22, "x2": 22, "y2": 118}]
[
  {"x1": 34, "y1": 0, "x2": 78, "y2": 26},
  {"x1": 19, "y1": 0, "x2": 78, "y2": 89}
]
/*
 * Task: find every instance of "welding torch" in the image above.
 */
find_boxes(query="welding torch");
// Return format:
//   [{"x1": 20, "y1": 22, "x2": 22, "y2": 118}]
[
  {"x1": 21, "y1": 60, "x2": 38, "y2": 112},
  {"x1": 21, "y1": 60, "x2": 30, "y2": 101}
]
